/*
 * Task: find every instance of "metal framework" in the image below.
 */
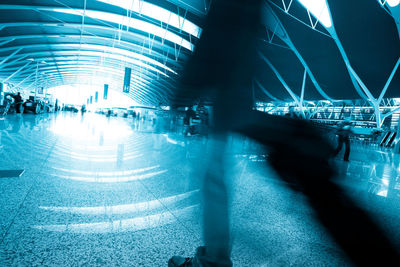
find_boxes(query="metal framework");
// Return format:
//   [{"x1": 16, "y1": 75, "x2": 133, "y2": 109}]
[
  {"x1": 0, "y1": 0, "x2": 199, "y2": 105},
  {"x1": 258, "y1": 0, "x2": 400, "y2": 128},
  {"x1": 0, "y1": 0, "x2": 399, "y2": 113}
]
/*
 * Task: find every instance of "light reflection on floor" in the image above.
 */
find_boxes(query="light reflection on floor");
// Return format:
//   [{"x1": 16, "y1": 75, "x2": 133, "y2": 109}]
[{"x1": 0, "y1": 112, "x2": 399, "y2": 266}]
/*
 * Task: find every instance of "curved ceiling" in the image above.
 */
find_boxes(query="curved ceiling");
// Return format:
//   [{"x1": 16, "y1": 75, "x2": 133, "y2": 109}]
[
  {"x1": 0, "y1": 0, "x2": 399, "y2": 106},
  {"x1": 0, "y1": 0, "x2": 207, "y2": 105}
]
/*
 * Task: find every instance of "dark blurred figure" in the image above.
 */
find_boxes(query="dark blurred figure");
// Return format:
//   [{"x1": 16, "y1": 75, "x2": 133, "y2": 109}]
[
  {"x1": 81, "y1": 104, "x2": 86, "y2": 115},
  {"x1": 168, "y1": 0, "x2": 399, "y2": 266},
  {"x1": 12, "y1": 92, "x2": 24, "y2": 113},
  {"x1": 183, "y1": 105, "x2": 196, "y2": 136},
  {"x1": 333, "y1": 118, "x2": 352, "y2": 161},
  {"x1": 55, "y1": 99, "x2": 59, "y2": 112},
  {"x1": 197, "y1": 103, "x2": 209, "y2": 138}
]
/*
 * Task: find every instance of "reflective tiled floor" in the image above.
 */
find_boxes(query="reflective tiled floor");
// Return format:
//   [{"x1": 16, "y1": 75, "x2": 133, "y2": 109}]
[{"x1": 0, "y1": 112, "x2": 399, "y2": 266}]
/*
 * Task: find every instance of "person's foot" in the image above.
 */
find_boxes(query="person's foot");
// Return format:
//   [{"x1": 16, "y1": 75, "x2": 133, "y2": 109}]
[
  {"x1": 168, "y1": 256, "x2": 196, "y2": 267},
  {"x1": 168, "y1": 246, "x2": 206, "y2": 267}
]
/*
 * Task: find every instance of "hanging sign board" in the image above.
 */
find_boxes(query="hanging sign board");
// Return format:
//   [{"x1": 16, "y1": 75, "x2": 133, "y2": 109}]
[
  {"x1": 103, "y1": 84, "x2": 108, "y2": 100},
  {"x1": 0, "y1": 83, "x2": 3, "y2": 105},
  {"x1": 123, "y1": 67, "x2": 131, "y2": 93},
  {"x1": 90, "y1": 96, "x2": 93, "y2": 104},
  {"x1": 95, "y1": 91, "x2": 98, "y2": 103}
]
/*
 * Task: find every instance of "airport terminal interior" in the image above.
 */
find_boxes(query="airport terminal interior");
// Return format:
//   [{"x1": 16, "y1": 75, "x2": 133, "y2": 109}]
[{"x1": 1, "y1": 0, "x2": 400, "y2": 266}]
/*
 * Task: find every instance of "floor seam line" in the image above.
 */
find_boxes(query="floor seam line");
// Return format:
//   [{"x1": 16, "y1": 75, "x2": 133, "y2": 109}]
[{"x1": 0, "y1": 135, "x2": 59, "y2": 245}]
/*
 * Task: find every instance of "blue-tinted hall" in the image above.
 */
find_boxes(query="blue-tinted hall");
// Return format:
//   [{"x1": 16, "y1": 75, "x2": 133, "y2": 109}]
[{"x1": 0, "y1": 0, "x2": 400, "y2": 266}]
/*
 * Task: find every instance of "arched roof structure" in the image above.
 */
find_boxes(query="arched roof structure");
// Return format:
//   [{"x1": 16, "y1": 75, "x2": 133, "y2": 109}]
[{"x1": 0, "y1": 0, "x2": 399, "y2": 106}]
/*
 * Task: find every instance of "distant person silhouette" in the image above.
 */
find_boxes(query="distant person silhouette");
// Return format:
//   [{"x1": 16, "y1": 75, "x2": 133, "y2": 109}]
[
  {"x1": 333, "y1": 118, "x2": 352, "y2": 161},
  {"x1": 12, "y1": 92, "x2": 23, "y2": 113}
]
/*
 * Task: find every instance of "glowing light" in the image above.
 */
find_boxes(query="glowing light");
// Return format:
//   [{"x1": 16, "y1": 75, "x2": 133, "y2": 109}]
[
  {"x1": 62, "y1": 153, "x2": 142, "y2": 162},
  {"x1": 49, "y1": 113, "x2": 134, "y2": 140},
  {"x1": 297, "y1": 0, "x2": 332, "y2": 28},
  {"x1": 377, "y1": 190, "x2": 388, "y2": 197},
  {"x1": 52, "y1": 166, "x2": 158, "y2": 176},
  {"x1": 162, "y1": 134, "x2": 185, "y2": 146},
  {"x1": 51, "y1": 8, "x2": 194, "y2": 51},
  {"x1": 97, "y1": 0, "x2": 202, "y2": 38},
  {"x1": 35, "y1": 44, "x2": 175, "y2": 74},
  {"x1": 50, "y1": 150, "x2": 148, "y2": 160},
  {"x1": 51, "y1": 169, "x2": 167, "y2": 182},
  {"x1": 39, "y1": 190, "x2": 199, "y2": 215},
  {"x1": 387, "y1": 0, "x2": 400, "y2": 7},
  {"x1": 33, "y1": 205, "x2": 199, "y2": 233}
]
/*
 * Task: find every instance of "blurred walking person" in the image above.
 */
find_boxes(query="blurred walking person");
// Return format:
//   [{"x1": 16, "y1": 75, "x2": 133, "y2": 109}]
[{"x1": 168, "y1": 0, "x2": 400, "y2": 266}]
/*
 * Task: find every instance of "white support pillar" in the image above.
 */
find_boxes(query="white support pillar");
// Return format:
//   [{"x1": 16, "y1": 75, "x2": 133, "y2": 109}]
[
  {"x1": 34, "y1": 61, "x2": 38, "y2": 101},
  {"x1": 346, "y1": 64, "x2": 384, "y2": 127},
  {"x1": 378, "y1": 56, "x2": 400, "y2": 104},
  {"x1": 299, "y1": 68, "x2": 307, "y2": 119},
  {"x1": 396, "y1": 118, "x2": 400, "y2": 153}
]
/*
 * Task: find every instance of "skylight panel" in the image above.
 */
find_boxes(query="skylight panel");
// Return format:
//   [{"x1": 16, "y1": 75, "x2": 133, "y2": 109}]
[
  {"x1": 44, "y1": 43, "x2": 176, "y2": 75},
  {"x1": 51, "y1": 8, "x2": 194, "y2": 51},
  {"x1": 297, "y1": 0, "x2": 332, "y2": 28},
  {"x1": 387, "y1": 0, "x2": 400, "y2": 7},
  {"x1": 97, "y1": 0, "x2": 202, "y2": 38}
]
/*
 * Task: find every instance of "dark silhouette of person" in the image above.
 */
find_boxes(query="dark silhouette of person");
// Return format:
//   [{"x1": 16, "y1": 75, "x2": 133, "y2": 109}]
[
  {"x1": 13, "y1": 92, "x2": 23, "y2": 113},
  {"x1": 184, "y1": 105, "x2": 197, "y2": 136},
  {"x1": 13, "y1": 92, "x2": 22, "y2": 103},
  {"x1": 81, "y1": 104, "x2": 86, "y2": 115},
  {"x1": 333, "y1": 118, "x2": 352, "y2": 161},
  {"x1": 168, "y1": 0, "x2": 400, "y2": 266}
]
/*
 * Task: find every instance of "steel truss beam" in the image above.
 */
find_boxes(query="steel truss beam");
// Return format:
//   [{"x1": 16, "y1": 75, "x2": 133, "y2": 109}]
[
  {"x1": 263, "y1": 3, "x2": 334, "y2": 101},
  {"x1": 254, "y1": 79, "x2": 281, "y2": 102},
  {"x1": 0, "y1": 5, "x2": 195, "y2": 51},
  {"x1": 0, "y1": 22, "x2": 189, "y2": 64},
  {"x1": 258, "y1": 51, "x2": 301, "y2": 104},
  {"x1": 0, "y1": 43, "x2": 177, "y2": 75},
  {"x1": 9, "y1": 63, "x2": 174, "y2": 94},
  {"x1": 0, "y1": 32, "x2": 183, "y2": 68},
  {"x1": 1, "y1": 58, "x2": 173, "y2": 85},
  {"x1": 29, "y1": 73, "x2": 170, "y2": 104}
]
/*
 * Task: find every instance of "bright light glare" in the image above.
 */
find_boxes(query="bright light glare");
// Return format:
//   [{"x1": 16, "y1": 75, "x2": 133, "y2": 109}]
[
  {"x1": 33, "y1": 205, "x2": 198, "y2": 233},
  {"x1": 39, "y1": 189, "x2": 199, "y2": 215},
  {"x1": 59, "y1": 153, "x2": 143, "y2": 162},
  {"x1": 41, "y1": 65, "x2": 153, "y2": 84},
  {"x1": 377, "y1": 190, "x2": 388, "y2": 197},
  {"x1": 387, "y1": 0, "x2": 400, "y2": 7},
  {"x1": 47, "y1": 84, "x2": 139, "y2": 106},
  {"x1": 50, "y1": 114, "x2": 134, "y2": 140},
  {"x1": 297, "y1": 0, "x2": 332, "y2": 28},
  {"x1": 51, "y1": 8, "x2": 194, "y2": 51},
  {"x1": 97, "y1": 0, "x2": 202, "y2": 38},
  {"x1": 36, "y1": 43, "x2": 175, "y2": 74},
  {"x1": 51, "y1": 169, "x2": 167, "y2": 182}
]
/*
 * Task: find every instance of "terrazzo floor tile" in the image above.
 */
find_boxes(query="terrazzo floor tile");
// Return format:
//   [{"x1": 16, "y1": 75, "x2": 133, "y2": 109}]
[{"x1": 0, "y1": 113, "x2": 399, "y2": 266}]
